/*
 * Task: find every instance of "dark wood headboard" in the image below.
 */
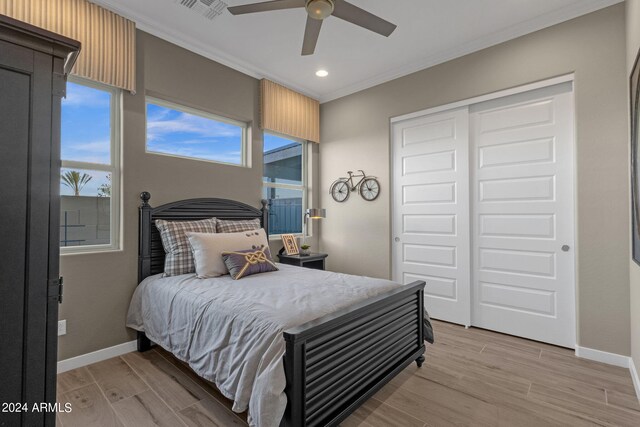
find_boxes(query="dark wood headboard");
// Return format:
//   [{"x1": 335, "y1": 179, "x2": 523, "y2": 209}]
[{"x1": 138, "y1": 192, "x2": 269, "y2": 282}]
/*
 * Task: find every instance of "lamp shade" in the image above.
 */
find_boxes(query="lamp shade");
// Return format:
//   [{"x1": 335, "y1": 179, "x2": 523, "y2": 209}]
[{"x1": 306, "y1": 208, "x2": 326, "y2": 219}]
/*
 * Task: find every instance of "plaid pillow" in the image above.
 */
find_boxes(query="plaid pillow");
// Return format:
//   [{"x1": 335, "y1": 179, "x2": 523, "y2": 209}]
[
  {"x1": 221, "y1": 247, "x2": 278, "y2": 280},
  {"x1": 155, "y1": 217, "x2": 217, "y2": 276},
  {"x1": 216, "y1": 218, "x2": 261, "y2": 233}
]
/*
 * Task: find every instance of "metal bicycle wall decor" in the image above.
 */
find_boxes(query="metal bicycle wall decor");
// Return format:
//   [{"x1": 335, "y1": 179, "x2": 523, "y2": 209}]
[{"x1": 330, "y1": 170, "x2": 380, "y2": 202}]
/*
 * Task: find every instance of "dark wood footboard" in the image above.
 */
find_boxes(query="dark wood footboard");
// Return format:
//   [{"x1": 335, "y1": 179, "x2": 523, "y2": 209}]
[{"x1": 282, "y1": 280, "x2": 426, "y2": 427}]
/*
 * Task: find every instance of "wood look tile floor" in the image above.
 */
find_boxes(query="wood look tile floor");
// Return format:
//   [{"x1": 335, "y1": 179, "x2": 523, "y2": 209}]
[{"x1": 57, "y1": 320, "x2": 640, "y2": 427}]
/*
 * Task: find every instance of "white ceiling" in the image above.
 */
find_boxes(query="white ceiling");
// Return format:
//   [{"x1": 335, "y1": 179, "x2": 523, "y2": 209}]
[{"x1": 94, "y1": 0, "x2": 621, "y2": 102}]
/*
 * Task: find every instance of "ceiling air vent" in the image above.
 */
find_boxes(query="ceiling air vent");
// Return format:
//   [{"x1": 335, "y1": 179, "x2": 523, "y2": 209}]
[{"x1": 174, "y1": 0, "x2": 228, "y2": 20}]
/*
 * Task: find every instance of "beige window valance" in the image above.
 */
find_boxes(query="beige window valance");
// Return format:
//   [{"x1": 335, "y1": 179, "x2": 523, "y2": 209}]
[
  {"x1": 260, "y1": 79, "x2": 320, "y2": 143},
  {"x1": 0, "y1": 0, "x2": 136, "y2": 93}
]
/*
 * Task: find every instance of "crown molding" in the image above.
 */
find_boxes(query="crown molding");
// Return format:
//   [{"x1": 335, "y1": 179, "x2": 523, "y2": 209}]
[
  {"x1": 319, "y1": 0, "x2": 622, "y2": 102},
  {"x1": 92, "y1": 0, "x2": 621, "y2": 104}
]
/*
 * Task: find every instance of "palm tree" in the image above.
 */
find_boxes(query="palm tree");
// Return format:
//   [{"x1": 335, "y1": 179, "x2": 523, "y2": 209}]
[
  {"x1": 98, "y1": 173, "x2": 111, "y2": 197},
  {"x1": 62, "y1": 170, "x2": 92, "y2": 196}
]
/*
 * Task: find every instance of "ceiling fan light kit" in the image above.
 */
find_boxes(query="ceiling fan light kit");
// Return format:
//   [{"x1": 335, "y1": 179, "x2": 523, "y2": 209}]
[
  {"x1": 228, "y1": 0, "x2": 397, "y2": 56},
  {"x1": 306, "y1": 0, "x2": 334, "y2": 20}
]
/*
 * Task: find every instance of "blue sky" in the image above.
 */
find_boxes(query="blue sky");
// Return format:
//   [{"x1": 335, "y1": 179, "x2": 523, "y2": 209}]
[
  {"x1": 62, "y1": 82, "x2": 111, "y2": 164},
  {"x1": 146, "y1": 103, "x2": 243, "y2": 164},
  {"x1": 61, "y1": 82, "x2": 112, "y2": 196},
  {"x1": 264, "y1": 132, "x2": 296, "y2": 152}
]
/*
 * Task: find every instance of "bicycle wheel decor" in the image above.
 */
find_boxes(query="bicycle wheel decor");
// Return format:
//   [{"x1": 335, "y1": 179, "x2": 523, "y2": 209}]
[
  {"x1": 330, "y1": 179, "x2": 350, "y2": 202},
  {"x1": 330, "y1": 170, "x2": 381, "y2": 202},
  {"x1": 360, "y1": 177, "x2": 380, "y2": 201}
]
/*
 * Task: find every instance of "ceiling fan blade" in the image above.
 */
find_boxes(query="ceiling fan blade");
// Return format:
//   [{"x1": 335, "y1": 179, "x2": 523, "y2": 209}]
[
  {"x1": 227, "y1": 0, "x2": 304, "y2": 15},
  {"x1": 301, "y1": 15, "x2": 322, "y2": 56},
  {"x1": 332, "y1": 1, "x2": 396, "y2": 37}
]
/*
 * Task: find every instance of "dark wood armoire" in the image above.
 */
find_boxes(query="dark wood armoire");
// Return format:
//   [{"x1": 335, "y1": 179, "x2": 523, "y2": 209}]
[{"x1": 0, "y1": 15, "x2": 79, "y2": 427}]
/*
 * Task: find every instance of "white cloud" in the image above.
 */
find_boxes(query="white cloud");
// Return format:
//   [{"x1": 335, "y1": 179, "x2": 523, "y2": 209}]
[
  {"x1": 62, "y1": 140, "x2": 111, "y2": 164},
  {"x1": 63, "y1": 84, "x2": 110, "y2": 108},
  {"x1": 146, "y1": 106, "x2": 171, "y2": 122},
  {"x1": 148, "y1": 145, "x2": 241, "y2": 164},
  {"x1": 147, "y1": 112, "x2": 240, "y2": 142},
  {"x1": 70, "y1": 140, "x2": 110, "y2": 153}
]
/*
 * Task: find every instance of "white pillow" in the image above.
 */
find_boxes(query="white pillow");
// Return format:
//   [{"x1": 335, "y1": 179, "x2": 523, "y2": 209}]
[{"x1": 186, "y1": 228, "x2": 270, "y2": 278}]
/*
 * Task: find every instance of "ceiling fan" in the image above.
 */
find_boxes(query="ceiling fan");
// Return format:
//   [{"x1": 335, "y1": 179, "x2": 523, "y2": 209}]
[{"x1": 227, "y1": 0, "x2": 397, "y2": 56}]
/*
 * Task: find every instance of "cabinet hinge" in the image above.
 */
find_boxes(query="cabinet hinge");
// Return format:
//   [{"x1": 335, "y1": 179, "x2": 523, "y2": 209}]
[
  {"x1": 48, "y1": 277, "x2": 63, "y2": 303},
  {"x1": 52, "y1": 72, "x2": 67, "y2": 97}
]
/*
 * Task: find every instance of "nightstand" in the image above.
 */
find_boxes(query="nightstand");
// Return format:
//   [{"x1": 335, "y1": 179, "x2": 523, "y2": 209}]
[{"x1": 278, "y1": 253, "x2": 328, "y2": 270}]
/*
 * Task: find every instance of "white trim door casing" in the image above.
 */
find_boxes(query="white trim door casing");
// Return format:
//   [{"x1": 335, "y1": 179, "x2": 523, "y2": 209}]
[
  {"x1": 469, "y1": 83, "x2": 576, "y2": 347},
  {"x1": 392, "y1": 107, "x2": 471, "y2": 326}
]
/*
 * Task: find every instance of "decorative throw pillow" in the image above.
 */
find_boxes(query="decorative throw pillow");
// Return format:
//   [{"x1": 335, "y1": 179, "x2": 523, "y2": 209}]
[
  {"x1": 186, "y1": 228, "x2": 270, "y2": 278},
  {"x1": 155, "y1": 217, "x2": 217, "y2": 276},
  {"x1": 216, "y1": 218, "x2": 261, "y2": 233},
  {"x1": 222, "y1": 247, "x2": 278, "y2": 280}
]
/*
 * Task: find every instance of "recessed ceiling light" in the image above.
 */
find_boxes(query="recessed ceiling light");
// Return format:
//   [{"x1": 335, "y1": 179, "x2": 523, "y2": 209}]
[{"x1": 316, "y1": 69, "x2": 329, "y2": 77}]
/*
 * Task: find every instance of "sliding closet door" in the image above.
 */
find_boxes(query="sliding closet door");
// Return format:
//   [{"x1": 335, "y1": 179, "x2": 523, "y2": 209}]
[
  {"x1": 470, "y1": 83, "x2": 576, "y2": 347},
  {"x1": 392, "y1": 107, "x2": 471, "y2": 326}
]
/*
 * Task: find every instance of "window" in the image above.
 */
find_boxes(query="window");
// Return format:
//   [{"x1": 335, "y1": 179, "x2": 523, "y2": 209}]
[
  {"x1": 60, "y1": 77, "x2": 121, "y2": 252},
  {"x1": 146, "y1": 97, "x2": 248, "y2": 166},
  {"x1": 263, "y1": 133, "x2": 307, "y2": 236}
]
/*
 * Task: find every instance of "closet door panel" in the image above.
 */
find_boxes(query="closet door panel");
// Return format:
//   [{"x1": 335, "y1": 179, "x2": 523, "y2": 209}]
[
  {"x1": 470, "y1": 84, "x2": 576, "y2": 347},
  {"x1": 393, "y1": 82, "x2": 576, "y2": 346},
  {"x1": 393, "y1": 107, "x2": 471, "y2": 326}
]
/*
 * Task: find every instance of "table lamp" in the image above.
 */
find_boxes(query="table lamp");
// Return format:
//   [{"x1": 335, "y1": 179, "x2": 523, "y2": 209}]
[{"x1": 301, "y1": 208, "x2": 326, "y2": 254}]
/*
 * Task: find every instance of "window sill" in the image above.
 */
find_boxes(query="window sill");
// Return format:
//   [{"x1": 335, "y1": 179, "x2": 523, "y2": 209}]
[
  {"x1": 60, "y1": 246, "x2": 122, "y2": 256},
  {"x1": 145, "y1": 150, "x2": 249, "y2": 169},
  {"x1": 269, "y1": 233, "x2": 304, "y2": 241}
]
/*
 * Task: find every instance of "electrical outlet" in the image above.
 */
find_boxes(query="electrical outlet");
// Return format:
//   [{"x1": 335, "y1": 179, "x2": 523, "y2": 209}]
[{"x1": 58, "y1": 320, "x2": 66, "y2": 336}]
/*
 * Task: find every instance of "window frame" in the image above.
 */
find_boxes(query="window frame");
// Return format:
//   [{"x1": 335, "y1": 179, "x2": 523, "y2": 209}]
[
  {"x1": 144, "y1": 96, "x2": 249, "y2": 167},
  {"x1": 60, "y1": 76, "x2": 122, "y2": 255},
  {"x1": 262, "y1": 131, "x2": 308, "y2": 239}
]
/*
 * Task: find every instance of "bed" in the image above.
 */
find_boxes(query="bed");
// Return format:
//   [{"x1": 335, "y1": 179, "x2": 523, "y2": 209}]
[{"x1": 129, "y1": 192, "x2": 429, "y2": 427}]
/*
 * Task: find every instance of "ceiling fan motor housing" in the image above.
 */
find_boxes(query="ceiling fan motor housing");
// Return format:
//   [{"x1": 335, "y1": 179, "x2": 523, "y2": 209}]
[{"x1": 306, "y1": 0, "x2": 334, "y2": 20}]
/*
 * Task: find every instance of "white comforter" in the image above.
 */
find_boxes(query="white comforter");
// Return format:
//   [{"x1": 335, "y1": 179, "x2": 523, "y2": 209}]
[{"x1": 126, "y1": 263, "x2": 404, "y2": 427}]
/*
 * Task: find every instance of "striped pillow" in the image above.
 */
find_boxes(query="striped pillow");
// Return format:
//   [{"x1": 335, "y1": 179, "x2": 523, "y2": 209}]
[
  {"x1": 216, "y1": 218, "x2": 261, "y2": 233},
  {"x1": 155, "y1": 217, "x2": 217, "y2": 276}
]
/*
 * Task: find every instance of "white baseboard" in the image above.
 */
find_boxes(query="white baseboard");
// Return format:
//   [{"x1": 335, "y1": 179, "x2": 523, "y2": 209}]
[
  {"x1": 574, "y1": 346, "x2": 640, "y2": 401},
  {"x1": 57, "y1": 340, "x2": 137, "y2": 373},
  {"x1": 574, "y1": 345, "x2": 630, "y2": 368},
  {"x1": 630, "y1": 357, "x2": 640, "y2": 401}
]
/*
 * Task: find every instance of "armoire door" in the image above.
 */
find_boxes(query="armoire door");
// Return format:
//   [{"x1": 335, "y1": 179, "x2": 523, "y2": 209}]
[
  {"x1": 392, "y1": 107, "x2": 471, "y2": 326},
  {"x1": 0, "y1": 40, "x2": 33, "y2": 427},
  {"x1": 0, "y1": 32, "x2": 65, "y2": 427},
  {"x1": 470, "y1": 83, "x2": 576, "y2": 347}
]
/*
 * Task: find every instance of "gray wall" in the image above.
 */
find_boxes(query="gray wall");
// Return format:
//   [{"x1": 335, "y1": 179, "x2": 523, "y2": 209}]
[
  {"x1": 58, "y1": 31, "x2": 318, "y2": 360},
  {"x1": 319, "y1": 5, "x2": 631, "y2": 355},
  {"x1": 627, "y1": 0, "x2": 640, "y2": 375}
]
